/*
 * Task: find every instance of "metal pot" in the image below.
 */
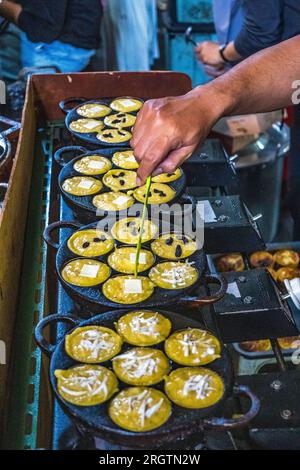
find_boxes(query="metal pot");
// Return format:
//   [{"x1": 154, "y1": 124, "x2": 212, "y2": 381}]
[{"x1": 227, "y1": 124, "x2": 290, "y2": 241}]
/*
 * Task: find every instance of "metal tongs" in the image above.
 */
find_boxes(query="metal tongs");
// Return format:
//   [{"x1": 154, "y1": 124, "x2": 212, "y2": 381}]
[
  {"x1": 185, "y1": 26, "x2": 197, "y2": 47},
  {"x1": 134, "y1": 176, "x2": 152, "y2": 277}
]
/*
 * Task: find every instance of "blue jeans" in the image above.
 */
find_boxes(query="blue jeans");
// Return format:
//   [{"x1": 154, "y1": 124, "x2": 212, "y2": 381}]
[{"x1": 21, "y1": 34, "x2": 95, "y2": 73}]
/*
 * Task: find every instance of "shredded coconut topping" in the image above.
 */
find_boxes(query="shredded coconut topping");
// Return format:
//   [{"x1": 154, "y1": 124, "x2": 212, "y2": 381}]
[
  {"x1": 60, "y1": 369, "x2": 108, "y2": 397},
  {"x1": 113, "y1": 350, "x2": 159, "y2": 378},
  {"x1": 182, "y1": 374, "x2": 215, "y2": 400},
  {"x1": 156, "y1": 263, "x2": 196, "y2": 289},
  {"x1": 130, "y1": 313, "x2": 160, "y2": 337},
  {"x1": 77, "y1": 330, "x2": 115, "y2": 359},
  {"x1": 120, "y1": 390, "x2": 164, "y2": 426},
  {"x1": 178, "y1": 332, "x2": 215, "y2": 358}
]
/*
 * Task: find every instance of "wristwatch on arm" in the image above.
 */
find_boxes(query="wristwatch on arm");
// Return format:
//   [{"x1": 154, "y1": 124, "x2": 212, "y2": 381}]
[{"x1": 219, "y1": 44, "x2": 231, "y2": 64}]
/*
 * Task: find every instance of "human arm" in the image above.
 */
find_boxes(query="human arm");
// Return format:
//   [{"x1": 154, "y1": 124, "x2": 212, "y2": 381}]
[
  {"x1": 132, "y1": 35, "x2": 300, "y2": 184},
  {"x1": 195, "y1": 0, "x2": 283, "y2": 70},
  {"x1": 234, "y1": 0, "x2": 282, "y2": 58},
  {"x1": 0, "y1": 0, "x2": 22, "y2": 24},
  {"x1": 195, "y1": 40, "x2": 242, "y2": 67}
]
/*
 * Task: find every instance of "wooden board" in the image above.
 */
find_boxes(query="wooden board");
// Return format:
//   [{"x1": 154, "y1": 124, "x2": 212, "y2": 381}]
[
  {"x1": 31, "y1": 71, "x2": 192, "y2": 121},
  {"x1": 0, "y1": 81, "x2": 36, "y2": 422}
]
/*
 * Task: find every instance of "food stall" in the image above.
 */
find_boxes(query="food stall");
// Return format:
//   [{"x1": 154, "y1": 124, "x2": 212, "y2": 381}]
[{"x1": 0, "y1": 71, "x2": 299, "y2": 452}]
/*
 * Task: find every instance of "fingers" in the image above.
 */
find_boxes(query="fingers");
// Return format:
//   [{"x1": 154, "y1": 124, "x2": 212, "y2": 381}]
[
  {"x1": 195, "y1": 44, "x2": 204, "y2": 62},
  {"x1": 135, "y1": 135, "x2": 173, "y2": 185},
  {"x1": 130, "y1": 103, "x2": 150, "y2": 149},
  {"x1": 152, "y1": 146, "x2": 195, "y2": 176}
]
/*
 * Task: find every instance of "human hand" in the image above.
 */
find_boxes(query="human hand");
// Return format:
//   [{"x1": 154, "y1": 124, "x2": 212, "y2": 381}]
[
  {"x1": 131, "y1": 86, "x2": 227, "y2": 185},
  {"x1": 195, "y1": 41, "x2": 224, "y2": 67}
]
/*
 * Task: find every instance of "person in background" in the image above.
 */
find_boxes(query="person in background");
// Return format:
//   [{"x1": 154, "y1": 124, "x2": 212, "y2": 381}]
[
  {"x1": 0, "y1": 22, "x2": 20, "y2": 83},
  {"x1": 197, "y1": 0, "x2": 244, "y2": 78},
  {"x1": 0, "y1": 0, "x2": 103, "y2": 73},
  {"x1": 131, "y1": 36, "x2": 300, "y2": 186},
  {"x1": 100, "y1": 0, "x2": 159, "y2": 71},
  {"x1": 195, "y1": 0, "x2": 300, "y2": 240},
  {"x1": 196, "y1": 0, "x2": 300, "y2": 71}
]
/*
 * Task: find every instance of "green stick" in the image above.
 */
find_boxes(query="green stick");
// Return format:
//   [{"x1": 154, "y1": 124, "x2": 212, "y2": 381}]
[{"x1": 134, "y1": 176, "x2": 152, "y2": 277}]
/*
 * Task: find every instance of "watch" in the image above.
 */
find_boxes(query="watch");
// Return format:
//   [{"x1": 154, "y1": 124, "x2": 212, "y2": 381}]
[{"x1": 219, "y1": 44, "x2": 230, "y2": 63}]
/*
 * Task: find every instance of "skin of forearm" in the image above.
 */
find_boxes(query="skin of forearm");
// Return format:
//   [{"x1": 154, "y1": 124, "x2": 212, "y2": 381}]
[
  {"x1": 0, "y1": 0, "x2": 22, "y2": 24},
  {"x1": 193, "y1": 36, "x2": 300, "y2": 119},
  {"x1": 223, "y1": 41, "x2": 242, "y2": 62}
]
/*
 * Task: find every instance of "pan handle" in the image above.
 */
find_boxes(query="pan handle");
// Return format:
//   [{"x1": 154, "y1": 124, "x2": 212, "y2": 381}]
[
  {"x1": 35, "y1": 314, "x2": 80, "y2": 356},
  {"x1": 181, "y1": 273, "x2": 228, "y2": 307},
  {"x1": 0, "y1": 116, "x2": 21, "y2": 139},
  {"x1": 203, "y1": 384, "x2": 260, "y2": 430},
  {"x1": 54, "y1": 145, "x2": 87, "y2": 167},
  {"x1": 59, "y1": 97, "x2": 87, "y2": 114},
  {"x1": 43, "y1": 221, "x2": 82, "y2": 250}
]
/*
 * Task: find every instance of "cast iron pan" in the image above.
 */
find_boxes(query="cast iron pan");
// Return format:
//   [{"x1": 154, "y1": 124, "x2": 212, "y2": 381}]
[
  {"x1": 35, "y1": 309, "x2": 260, "y2": 449},
  {"x1": 55, "y1": 145, "x2": 187, "y2": 223},
  {"x1": 44, "y1": 220, "x2": 228, "y2": 312},
  {"x1": 60, "y1": 97, "x2": 143, "y2": 148}
]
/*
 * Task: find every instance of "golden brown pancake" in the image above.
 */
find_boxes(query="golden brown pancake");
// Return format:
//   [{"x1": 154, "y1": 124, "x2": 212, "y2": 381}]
[
  {"x1": 164, "y1": 328, "x2": 221, "y2": 366},
  {"x1": 216, "y1": 253, "x2": 245, "y2": 273},
  {"x1": 133, "y1": 183, "x2": 176, "y2": 205},
  {"x1": 70, "y1": 119, "x2": 104, "y2": 134},
  {"x1": 112, "y1": 347, "x2": 170, "y2": 386},
  {"x1": 62, "y1": 176, "x2": 102, "y2": 196},
  {"x1": 112, "y1": 150, "x2": 139, "y2": 170},
  {"x1": 102, "y1": 275, "x2": 154, "y2": 304},
  {"x1": 110, "y1": 97, "x2": 143, "y2": 113},
  {"x1": 55, "y1": 365, "x2": 118, "y2": 406},
  {"x1": 151, "y1": 233, "x2": 197, "y2": 260},
  {"x1": 104, "y1": 113, "x2": 136, "y2": 129},
  {"x1": 111, "y1": 217, "x2": 158, "y2": 245},
  {"x1": 149, "y1": 262, "x2": 198, "y2": 290},
  {"x1": 61, "y1": 259, "x2": 110, "y2": 287},
  {"x1": 107, "y1": 246, "x2": 155, "y2": 274},
  {"x1": 97, "y1": 128, "x2": 132, "y2": 144},
  {"x1": 65, "y1": 326, "x2": 122, "y2": 363},
  {"x1": 73, "y1": 155, "x2": 112, "y2": 176},
  {"x1": 67, "y1": 229, "x2": 114, "y2": 257},
  {"x1": 93, "y1": 192, "x2": 134, "y2": 212},
  {"x1": 116, "y1": 311, "x2": 172, "y2": 346},
  {"x1": 152, "y1": 168, "x2": 182, "y2": 183},
  {"x1": 109, "y1": 387, "x2": 171, "y2": 432},
  {"x1": 77, "y1": 103, "x2": 111, "y2": 118},
  {"x1": 274, "y1": 249, "x2": 299, "y2": 268},
  {"x1": 165, "y1": 367, "x2": 224, "y2": 409},
  {"x1": 103, "y1": 170, "x2": 137, "y2": 192}
]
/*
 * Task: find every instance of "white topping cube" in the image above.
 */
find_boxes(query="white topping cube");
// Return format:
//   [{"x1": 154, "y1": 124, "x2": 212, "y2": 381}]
[
  {"x1": 124, "y1": 279, "x2": 143, "y2": 294},
  {"x1": 80, "y1": 264, "x2": 100, "y2": 278}
]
